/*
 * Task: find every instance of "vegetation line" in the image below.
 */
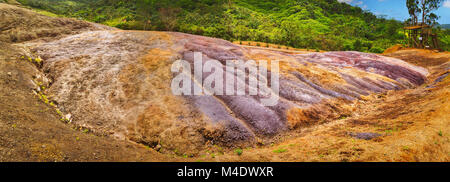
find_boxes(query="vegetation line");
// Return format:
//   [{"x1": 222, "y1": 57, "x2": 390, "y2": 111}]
[{"x1": 13, "y1": 0, "x2": 450, "y2": 52}]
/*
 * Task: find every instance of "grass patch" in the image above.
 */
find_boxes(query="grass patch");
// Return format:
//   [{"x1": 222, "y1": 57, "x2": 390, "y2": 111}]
[
  {"x1": 234, "y1": 148, "x2": 243, "y2": 156},
  {"x1": 273, "y1": 148, "x2": 287, "y2": 153},
  {"x1": 34, "y1": 10, "x2": 59, "y2": 17}
]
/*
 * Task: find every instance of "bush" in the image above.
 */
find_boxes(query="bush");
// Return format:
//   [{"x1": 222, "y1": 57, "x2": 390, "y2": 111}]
[
  {"x1": 234, "y1": 148, "x2": 243, "y2": 156},
  {"x1": 353, "y1": 39, "x2": 363, "y2": 51},
  {"x1": 369, "y1": 47, "x2": 384, "y2": 53},
  {"x1": 343, "y1": 44, "x2": 353, "y2": 51}
]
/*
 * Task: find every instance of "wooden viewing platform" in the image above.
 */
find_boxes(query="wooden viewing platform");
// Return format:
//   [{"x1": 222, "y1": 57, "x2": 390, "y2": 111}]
[
  {"x1": 403, "y1": 21, "x2": 440, "y2": 50},
  {"x1": 403, "y1": 25, "x2": 430, "y2": 30}
]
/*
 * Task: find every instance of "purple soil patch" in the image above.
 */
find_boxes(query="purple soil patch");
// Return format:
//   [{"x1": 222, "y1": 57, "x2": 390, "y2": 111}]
[
  {"x1": 296, "y1": 51, "x2": 427, "y2": 85},
  {"x1": 427, "y1": 72, "x2": 449, "y2": 88},
  {"x1": 433, "y1": 72, "x2": 449, "y2": 84},
  {"x1": 349, "y1": 132, "x2": 382, "y2": 140},
  {"x1": 187, "y1": 95, "x2": 255, "y2": 144}
]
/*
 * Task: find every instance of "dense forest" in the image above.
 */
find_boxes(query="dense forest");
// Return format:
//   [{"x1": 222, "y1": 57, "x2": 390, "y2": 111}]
[{"x1": 10, "y1": 0, "x2": 450, "y2": 52}]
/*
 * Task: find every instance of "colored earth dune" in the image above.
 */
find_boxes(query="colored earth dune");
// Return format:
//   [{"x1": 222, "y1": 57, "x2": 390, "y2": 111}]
[{"x1": 29, "y1": 30, "x2": 428, "y2": 153}]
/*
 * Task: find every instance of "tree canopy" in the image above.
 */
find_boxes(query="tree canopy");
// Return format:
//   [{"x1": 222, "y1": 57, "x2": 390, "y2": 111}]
[{"x1": 14, "y1": 0, "x2": 450, "y2": 52}]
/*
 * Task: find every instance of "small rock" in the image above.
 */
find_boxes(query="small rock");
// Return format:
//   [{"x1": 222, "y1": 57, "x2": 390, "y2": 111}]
[
  {"x1": 155, "y1": 144, "x2": 162, "y2": 151},
  {"x1": 7, "y1": 72, "x2": 11, "y2": 76},
  {"x1": 65, "y1": 114, "x2": 72, "y2": 121},
  {"x1": 349, "y1": 132, "x2": 382, "y2": 140},
  {"x1": 256, "y1": 138, "x2": 264, "y2": 146}
]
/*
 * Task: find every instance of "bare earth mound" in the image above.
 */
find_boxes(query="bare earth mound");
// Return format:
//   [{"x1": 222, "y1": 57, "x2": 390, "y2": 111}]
[
  {"x1": 1, "y1": 4, "x2": 447, "y2": 161},
  {"x1": 27, "y1": 29, "x2": 427, "y2": 154},
  {"x1": 0, "y1": 3, "x2": 172, "y2": 161},
  {"x1": 0, "y1": 3, "x2": 114, "y2": 43}
]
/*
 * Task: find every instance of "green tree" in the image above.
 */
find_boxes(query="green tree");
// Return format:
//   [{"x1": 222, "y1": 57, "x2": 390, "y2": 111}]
[
  {"x1": 136, "y1": 0, "x2": 156, "y2": 30},
  {"x1": 353, "y1": 39, "x2": 363, "y2": 51},
  {"x1": 406, "y1": 0, "x2": 420, "y2": 24},
  {"x1": 418, "y1": 0, "x2": 443, "y2": 25}
]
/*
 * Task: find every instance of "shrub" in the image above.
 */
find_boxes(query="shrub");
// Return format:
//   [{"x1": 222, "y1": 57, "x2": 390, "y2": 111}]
[
  {"x1": 369, "y1": 47, "x2": 384, "y2": 53},
  {"x1": 353, "y1": 39, "x2": 363, "y2": 51},
  {"x1": 273, "y1": 148, "x2": 287, "y2": 153},
  {"x1": 234, "y1": 148, "x2": 243, "y2": 156},
  {"x1": 343, "y1": 44, "x2": 353, "y2": 51}
]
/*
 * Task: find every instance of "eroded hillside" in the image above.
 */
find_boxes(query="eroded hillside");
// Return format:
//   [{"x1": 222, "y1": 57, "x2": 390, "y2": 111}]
[
  {"x1": 0, "y1": 4, "x2": 172, "y2": 161},
  {"x1": 0, "y1": 3, "x2": 448, "y2": 161}
]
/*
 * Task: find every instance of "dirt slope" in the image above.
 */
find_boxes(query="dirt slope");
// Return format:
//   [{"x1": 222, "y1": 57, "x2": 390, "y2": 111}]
[
  {"x1": 0, "y1": 3, "x2": 171, "y2": 162},
  {"x1": 0, "y1": 3, "x2": 114, "y2": 43}
]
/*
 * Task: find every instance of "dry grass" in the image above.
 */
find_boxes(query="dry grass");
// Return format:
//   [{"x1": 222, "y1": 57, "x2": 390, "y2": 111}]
[{"x1": 0, "y1": 3, "x2": 110, "y2": 43}]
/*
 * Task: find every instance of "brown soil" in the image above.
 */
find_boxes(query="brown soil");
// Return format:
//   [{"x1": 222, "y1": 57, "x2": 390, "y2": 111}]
[
  {"x1": 0, "y1": 4, "x2": 115, "y2": 44},
  {"x1": 384, "y1": 48, "x2": 450, "y2": 68},
  {"x1": 0, "y1": 4, "x2": 173, "y2": 162},
  {"x1": 0, "y1": 45, "x2": 177, "y2": 162}
]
